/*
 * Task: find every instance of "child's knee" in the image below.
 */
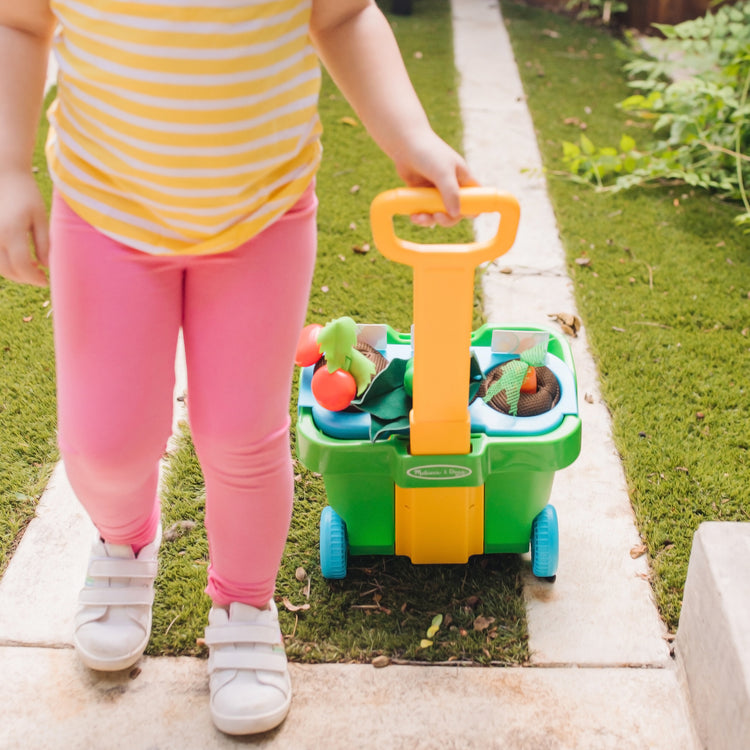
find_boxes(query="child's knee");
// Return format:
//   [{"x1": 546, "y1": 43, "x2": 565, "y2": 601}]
[{"x1": 59, "y1": 429, "x2": 164, "y2": 499}]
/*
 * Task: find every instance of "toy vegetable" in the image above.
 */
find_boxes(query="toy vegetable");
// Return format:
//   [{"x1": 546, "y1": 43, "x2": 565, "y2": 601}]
[
  {"x1": 295, "y1": 317, "x2": 376, "y2": 411},
  {"x1": 294, "y1": 324, "x2": 323, "y2": 367},
  {"x1": 482, "y1": 342, "x2": 547, "y2": 416}
]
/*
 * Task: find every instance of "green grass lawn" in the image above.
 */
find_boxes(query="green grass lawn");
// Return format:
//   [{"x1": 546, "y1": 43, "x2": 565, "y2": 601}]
[
  {"x1": 0, "y1": 91, "x2": 57, "y2": 577},
  {"x1": 500, "y1": 0, "x2": 750, "y2": 629}
]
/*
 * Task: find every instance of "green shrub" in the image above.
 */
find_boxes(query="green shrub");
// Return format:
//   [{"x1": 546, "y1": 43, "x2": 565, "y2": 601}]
[{"x1": 561, "y1": 1, "x2": 750, "y2": 229}]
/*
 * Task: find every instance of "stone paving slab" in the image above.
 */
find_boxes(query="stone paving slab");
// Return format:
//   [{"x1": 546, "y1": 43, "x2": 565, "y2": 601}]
[
  {"x1": 453, "y1": 0, "x2": 670, "y2": 667},
  {"x1": 0, "y1": 1, "x2": 704, "y2": 748},
  {"x1": 0, "y1": 463, "x2": 92, "y2": 647},
  {"x1": 0, "y1": 350, "x2": 187, "y2": 649},
  {"x1": 676, "y1": 522, "x2": 750, "y2": 750},
  {"x1": 0, "y1": 648, "x2": 697, "y2": 750}
]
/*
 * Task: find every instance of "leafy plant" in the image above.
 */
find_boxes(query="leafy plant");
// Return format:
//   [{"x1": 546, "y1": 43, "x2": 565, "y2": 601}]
[
  {"x1": 564, "y1": 0, "x2": 627, "y2": 25},
  {"x1": 560, "y1": 1, "x2": 750, "y2": 229}
]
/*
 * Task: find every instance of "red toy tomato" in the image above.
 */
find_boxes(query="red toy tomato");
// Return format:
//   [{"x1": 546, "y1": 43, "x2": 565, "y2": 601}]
[
  {"x1": 312, "y1": 367, "x2": 357, "y2": 411},
  {"x1": 295, "y1": 324, "x2": 323, "y2": 367}
]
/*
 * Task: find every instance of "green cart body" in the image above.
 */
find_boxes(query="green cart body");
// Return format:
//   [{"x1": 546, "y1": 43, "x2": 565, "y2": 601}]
[{"x1": 297, "y1": 323, "x2": 581, "y2": 578}]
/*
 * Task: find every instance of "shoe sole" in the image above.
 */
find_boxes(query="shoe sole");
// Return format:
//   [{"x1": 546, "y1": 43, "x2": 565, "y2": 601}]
[
  {"x1": 211, "y1": 694, "x2": 292, "y2": 735},
  {"x1": 74, "y1": 633, "x2": 149, "y2": 672}
]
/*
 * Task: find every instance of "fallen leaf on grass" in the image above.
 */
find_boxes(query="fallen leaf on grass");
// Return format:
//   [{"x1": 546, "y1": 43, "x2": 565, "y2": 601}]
[
  {"x1": 420, "y1": 639, "x2": 433, "y2": 649},
  {"x1": 282, "y1": 597, "x2": 310, "y2": 612},
  {"x1": 473, "y1": 615, "x2": 496, "y2": 632},
  {"x1": 339, "y1": 116, "x2": 359, "y2": 127},
  {"x1": 22, "y1": 316, "x2": 33, "y2": 323},
  {"x1": 163, "y1": 520, "x2": 196, "y2": 541},
  {"x1": 426, "y1": 614, "x2": 443, "y2": 639},
  {"x1": 548, "y1": 312, "x2": 582, "y2": 337},
  {"x1": 563, "y1": 117, "x2": 587, "y2": 130},
  {"x1": 352, "y1": 244, "x2": 370, "y2": 255},
  {"x1": 372, "y1": 655, "x2": 391, "y2": 668}
]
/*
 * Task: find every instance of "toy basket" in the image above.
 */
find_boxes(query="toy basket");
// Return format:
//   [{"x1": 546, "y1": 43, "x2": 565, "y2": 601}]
[{"x1": 296, "y1": 188, "x2": 581, "y2": 580}]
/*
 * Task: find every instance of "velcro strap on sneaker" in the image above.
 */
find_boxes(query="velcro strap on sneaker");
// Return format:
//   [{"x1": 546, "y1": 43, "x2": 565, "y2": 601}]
[
  {"x1": 209, "y1": 650, "x2": 288, "y2": 674},
  {"x1": 204, "y1": 623, "x2": 280, "y2": 648},
  {"x1": 78, "y1": 585, "x2": 155, "y2": 607},
  {"x1": 87, "y1": 558, "x2": 158, "y2": 579}
]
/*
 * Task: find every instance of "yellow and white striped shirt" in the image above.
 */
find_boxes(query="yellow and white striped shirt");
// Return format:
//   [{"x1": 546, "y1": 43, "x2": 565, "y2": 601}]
[{"x1": 46, "y1": 0, "x2": 322, "y2": 255}]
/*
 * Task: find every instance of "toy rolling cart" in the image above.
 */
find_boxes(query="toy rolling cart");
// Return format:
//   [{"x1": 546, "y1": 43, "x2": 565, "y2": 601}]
[{"x1": 296, "y1": 187, "x2": 581, "y2": 580}]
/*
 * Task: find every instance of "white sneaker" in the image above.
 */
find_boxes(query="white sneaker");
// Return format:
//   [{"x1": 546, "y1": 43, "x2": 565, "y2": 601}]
[
  {"x1": 73, "y1": 526, "x2": 161, "y2": 671},
  {"x1": 204, "y1": 600, "x2": 292, "y2": 735}
]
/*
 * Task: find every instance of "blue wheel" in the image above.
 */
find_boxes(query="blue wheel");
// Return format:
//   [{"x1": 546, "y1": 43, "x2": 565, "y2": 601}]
[
  {"x1": 320, "y1": 506, "x2": 348, "y2": 579},
  {"x1": 531, "y1": 505, "x2": 559, "y2": 580}
]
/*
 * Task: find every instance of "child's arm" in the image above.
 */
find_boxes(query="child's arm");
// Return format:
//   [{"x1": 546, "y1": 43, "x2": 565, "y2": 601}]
[
  {"x1": 309, "y1": 0, "x2": 477, "y2": 225},
  {"x1": 0, "y1": 1, "x2": 56, "y2": 286}
]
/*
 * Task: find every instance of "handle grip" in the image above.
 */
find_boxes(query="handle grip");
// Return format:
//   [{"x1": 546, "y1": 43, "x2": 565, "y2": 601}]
[{"x1": 370, "y1": 187, "x2": 520, "y2": 269}]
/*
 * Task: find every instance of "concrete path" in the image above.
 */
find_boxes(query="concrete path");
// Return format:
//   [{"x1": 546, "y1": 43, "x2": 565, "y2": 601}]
[{"x1": 0, "y1": 1, "x2": 700, "y2": 747}]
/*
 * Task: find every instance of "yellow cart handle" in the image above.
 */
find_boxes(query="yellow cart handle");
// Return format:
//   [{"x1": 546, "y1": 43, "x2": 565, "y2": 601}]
[
  {"x1": 371, "y1": 186, "x2": 519, "y2": 267},
  {"x1": 370, "y1": 187, "x2": 520, "y2": 456}
]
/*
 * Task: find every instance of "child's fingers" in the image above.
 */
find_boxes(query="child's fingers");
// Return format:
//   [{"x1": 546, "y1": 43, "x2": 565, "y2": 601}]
[
  {"x1": 433, "y1": 162, "x2": 479, "y2": 219},
  {"x1": 0, "y1": 233, "x2": 49, "y2": 286},
  {"x1": 409, "y1": 211, "x2": 468, "y2": 228},
  {"x1": 410, "y1": 212, "x2": 436, "y2": 227},
  {"x1": 456, "y1": 162, "x2": 480, "y2": 190},
  {"x1": 0, "y1": 179, "x2": 51, "y2": 286},
  {"x1": 31, "y1": 206, "x2": 50, "y2": 269}
]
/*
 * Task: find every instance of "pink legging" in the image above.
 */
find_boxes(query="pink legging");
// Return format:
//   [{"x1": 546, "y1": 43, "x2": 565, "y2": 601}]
[{"x1": 49, "y1": 186, "x2": 317, "y2": 607}]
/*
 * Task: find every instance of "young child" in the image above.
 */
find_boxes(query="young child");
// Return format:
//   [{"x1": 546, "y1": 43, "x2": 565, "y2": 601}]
[{"x1": 0, "y1": 0, "x2": 476, "y2": 735}]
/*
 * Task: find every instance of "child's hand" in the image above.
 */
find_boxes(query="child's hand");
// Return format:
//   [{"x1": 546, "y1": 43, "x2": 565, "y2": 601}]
[
  {"x1": 0, "y1": 171, "x2": 50, "y2": 286},
  {"x1": 393, "y1": 131, "x2": 479, "y2": 228}
]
